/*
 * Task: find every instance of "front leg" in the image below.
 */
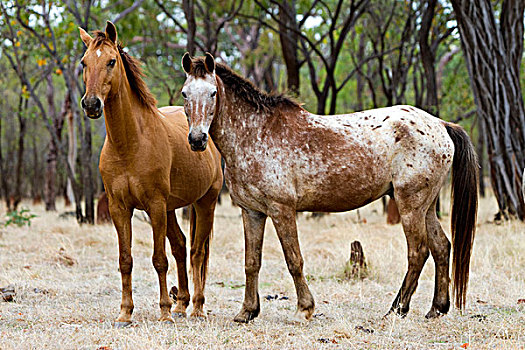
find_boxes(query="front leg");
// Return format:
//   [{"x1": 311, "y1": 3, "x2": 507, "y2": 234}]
[
  {"x1": 109, "y1": 203, "x2": 134, "y2": 326},
  {"x1": 233, "y1": 208, "x2": 267, "y2": 323},
  {"x1": 147, "y1": 202, "x2": 174, "y2": 323},
  {"x1": 269, "y1": 204, "x2": 315, "y2": 322}
]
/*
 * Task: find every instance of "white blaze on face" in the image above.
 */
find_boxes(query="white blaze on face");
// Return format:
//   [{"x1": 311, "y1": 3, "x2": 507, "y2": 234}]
[
  {"x1": 183, "y1": 76, "x2": 218, "y2": 132},
  {"x1": 96, "y1": 49, "x2": 102, "y2": 57}
]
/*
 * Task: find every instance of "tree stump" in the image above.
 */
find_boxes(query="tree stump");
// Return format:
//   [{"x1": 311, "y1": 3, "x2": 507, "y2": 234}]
[
  {"x1": 386, "y1": 198, "x2": 401, "y2": 225},
  {"x1": 344, "y1": 241, "x2": 368, "y2": 279},
  {"x1": 96, "y1": 192, "x2": 111, "y2": 224}
]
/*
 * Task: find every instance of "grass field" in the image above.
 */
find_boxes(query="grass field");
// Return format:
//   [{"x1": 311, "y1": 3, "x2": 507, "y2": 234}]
[{"x1": 1, "y1": 191, "x2": 524, "y2": 349}]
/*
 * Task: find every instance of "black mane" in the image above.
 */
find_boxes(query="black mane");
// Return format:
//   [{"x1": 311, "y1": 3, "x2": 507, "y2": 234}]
[{"x1": 189, "y1": 57, "x2": 300, "y2": 112}]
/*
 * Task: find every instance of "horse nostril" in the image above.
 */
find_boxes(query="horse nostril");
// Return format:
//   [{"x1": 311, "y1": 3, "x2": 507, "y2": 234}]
[
  {"x1": 202, "y1": 133, "x2": 208, "y2": 143},
  {"x1": 81, "y1": 98, "x2": 86, "y2": 109},
  {"x1": 94, "y1": 98, "x2": 102, "y2": 109}
]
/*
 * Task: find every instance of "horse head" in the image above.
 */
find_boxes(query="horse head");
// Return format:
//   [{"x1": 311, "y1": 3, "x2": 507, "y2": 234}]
[
  {"x1": 79, "y1": 21, "x2": 121, "y2": 119},
  {"x1": 181, "y1": 52, "x2": 219, "y2": 152}
]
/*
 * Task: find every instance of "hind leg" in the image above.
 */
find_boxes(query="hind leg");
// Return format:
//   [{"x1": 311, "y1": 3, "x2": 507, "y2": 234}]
[
  {"x1": 387, "y1": 187, "x2": 435, "y2": 317},
  {"x1": 190, "y1": 190, "x2": 219, "y2": 317},
  {"x1": 425, "y1": 197, "x2": 451, "y2": 318},
  {"x1": 166, "y1": 210, "x2": 190, "y2": 316}
]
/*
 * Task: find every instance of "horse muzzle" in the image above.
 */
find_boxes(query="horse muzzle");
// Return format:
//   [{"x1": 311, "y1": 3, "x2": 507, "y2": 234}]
[
  {"x1": 81, "y1": 96, "x2": 103, "y2": 119},
  {"x1": 188, "y1": 132, "x2": 209, "y2": 152}
]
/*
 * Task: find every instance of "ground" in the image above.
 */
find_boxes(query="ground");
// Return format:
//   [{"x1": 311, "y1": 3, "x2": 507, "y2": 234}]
[{"x1": 0, "y1": 190, "x2": 524, "y2": 349}]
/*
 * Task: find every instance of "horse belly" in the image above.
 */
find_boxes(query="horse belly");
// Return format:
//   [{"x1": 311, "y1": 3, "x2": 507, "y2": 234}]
[{"x1": 295, "y1": 168, "x2": 392, "y2": 212}]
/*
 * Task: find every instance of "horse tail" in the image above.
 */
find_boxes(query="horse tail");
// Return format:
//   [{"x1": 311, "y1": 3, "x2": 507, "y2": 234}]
[
  {"x1": 189, "y1": 205, "x2": 197, "y2": 281},
  {"x1": 445, "y1": 122, "x2": 479, "y2": 310},
  {"x1": 201, "y1": 227, "x2": 211, "y2": 288},
  {"x1": 189, "y1": 204, "x2": 211, "y2": 288}
]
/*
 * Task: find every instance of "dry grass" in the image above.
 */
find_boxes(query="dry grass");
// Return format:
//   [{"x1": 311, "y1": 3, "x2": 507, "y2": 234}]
[{"x1": 0, "y1": 192, "x2": 524, "y2": 349}]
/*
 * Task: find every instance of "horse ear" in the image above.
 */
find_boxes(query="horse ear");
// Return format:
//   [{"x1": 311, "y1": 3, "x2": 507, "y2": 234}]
[
  {"x1": 79, "y1": 27, "x2": 93, "y2": 47},
  {"x1": 182, "y1": 52, "x2": 192, "y2": 74},
  {"x1": 105, "y1": 21, "x2": 118, "y2": 45},
  {"x1": 204, "y1": 52, "x2": 215, "y2": 73}
]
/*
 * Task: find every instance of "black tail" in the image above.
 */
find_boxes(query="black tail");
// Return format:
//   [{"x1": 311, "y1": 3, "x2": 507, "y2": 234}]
[{"x1": 445, "y1": 123, "x2": 479, "y2": 310}]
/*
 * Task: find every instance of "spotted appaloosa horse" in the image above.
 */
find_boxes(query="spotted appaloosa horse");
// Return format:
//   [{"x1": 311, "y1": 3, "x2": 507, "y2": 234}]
[
  {"x1": 181, "y1": 53, "x2": 478, "y2": 323},
  {"x1": 78, "y1": 23, "x2": 223, "y2": 325}
]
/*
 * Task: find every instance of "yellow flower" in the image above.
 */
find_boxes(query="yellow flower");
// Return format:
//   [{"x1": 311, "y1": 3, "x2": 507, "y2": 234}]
[
  {"x1": 55, "y1": 68, "x2": 62, "y2": 75},
  {"x1": 37, "y1": 58, "x2": 47, "y2": 67},
  {"x1": 15, "y1": 41, "x2": 20, "y2": 47}
]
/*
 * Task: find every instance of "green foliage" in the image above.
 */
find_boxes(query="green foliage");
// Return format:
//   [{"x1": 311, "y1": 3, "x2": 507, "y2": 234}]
[{"x1": 4, "y1": 209, "x2": 37, "y2": 228}]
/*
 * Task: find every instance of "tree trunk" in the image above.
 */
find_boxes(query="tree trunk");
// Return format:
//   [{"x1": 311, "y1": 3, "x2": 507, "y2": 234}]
[
  {"x1": 44, "y1": 74, "x2": 62, "y2": 211},
  {"x1": 278, "y1": 0, "x2": 300, "y2": 96},
  {"x1": 82, "y1": 117, "x2": 95, "y2": 224},
  {"x1": 13, "y1": 95, "x2": 28, "y2": 210},
  {"x1": 450, "y1": 0, "x2": 525, "y2": 219},
  {"x1": 419, "y1": 0, "x2": 439, "y2": 117},
  {"x1": 0, "y1": 111, "x2": 8, "y2": 211},
  {"x1": 63, "y1": 94, "x2": 76, "y2": 207},
  {"x1": 183, "y1": 0, "x2": 196, "y2": 56}
]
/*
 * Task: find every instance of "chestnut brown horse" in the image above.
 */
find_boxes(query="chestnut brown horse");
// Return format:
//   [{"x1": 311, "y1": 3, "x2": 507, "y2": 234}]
[
  {"x1": 181, "y1": 53, "x2": 478, "y2": 322},
  {"x1": 79, "y1": 23, "x2": 223, "y2": 326}
]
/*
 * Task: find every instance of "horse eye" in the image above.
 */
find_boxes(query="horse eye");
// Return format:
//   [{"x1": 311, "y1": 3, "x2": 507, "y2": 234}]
[
  {"x1": 80, "y1": 61, "x2": 86, "y2": 68},
  {"x1": 107, "y1": 59, "x2": 116, "y2": 67},
  {"x1": 181, "y1": 91, "x2": 187, "y2": 99},
  {"x1": 211, "y1": 90, "x2": 217, "y2": 97}
]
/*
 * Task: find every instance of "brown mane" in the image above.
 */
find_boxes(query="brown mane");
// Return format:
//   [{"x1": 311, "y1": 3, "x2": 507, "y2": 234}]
[
  {"x1": 189, "y1": 57, "x2": 300, "y2": 113},
  {"x1": 91, "y1": 31, "x2": 157, "y2": 109}
]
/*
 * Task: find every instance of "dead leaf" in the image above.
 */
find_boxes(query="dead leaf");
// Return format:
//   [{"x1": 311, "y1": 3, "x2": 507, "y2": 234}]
[
  {"x1": 0, "y1": 285, "x2": 15, "y2": 302},
  {"x1": 56, "y1": 248, "x2": 76, "y2": 266}
]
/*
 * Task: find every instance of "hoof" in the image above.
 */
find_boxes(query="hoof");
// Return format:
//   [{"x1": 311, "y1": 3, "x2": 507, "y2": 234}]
[
  {"x1": 383, "y1": 309, "x2": 407, "y2": 320},
  {"x1": 159, "y1": 316, "x2": 175, "y2": 323},
  {"x1": 190, "y1": 310, "x2": 206, "y2": 319},
  {"x1": 113, "y1": 321, "x2": 132, "y2": 328},
  {"x1": 291, "y1": 310, "x2": 311, "y2": 323},
  {"x1": 233, "y1": 308, "x2": 258, "y2": 323},
  {"x1": 172, "y1": 311, "x2": 187, "y2": 318},
  {"x1": 425, "y1": 306, "x2": 446, "y2": 319}
]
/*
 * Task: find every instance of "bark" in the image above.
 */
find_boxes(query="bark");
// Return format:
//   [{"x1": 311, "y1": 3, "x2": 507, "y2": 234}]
[
  {"x1": 419, "y1": 0, "x2": 438, "y2": 117},
  {"x1": 450, "y1": 0, "x2": 525, "y2": 219},
  {"x1": 0, "y1": 112, "x2": 8, "y2": 210},
  {"x1": 63, "y1": 94, "x2": 76, "y2": 206},
  {"x1": 81, "y1": 114, "x2": 95, "y2": 224},
  {"x1": 44, "y1": 74, "x2": 64, "y2": 211},
  {"x1": 278, "y1": 0, "x2": 300, "y2": 95},
  {"x1": 183, "y1": 0, "x2": 196, "y2": 55},
  {"x1": 13, "y1": 95, "x2": 28, "y2": 210}
]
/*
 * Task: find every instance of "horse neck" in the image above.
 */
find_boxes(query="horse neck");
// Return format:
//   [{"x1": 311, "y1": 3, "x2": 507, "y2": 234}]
[
  {"x1": 103, "y1": 70, "x2": 149, "y2": 151},
  {"x1": 210, "y1": 83, "x2": 271, "y2": 162}
]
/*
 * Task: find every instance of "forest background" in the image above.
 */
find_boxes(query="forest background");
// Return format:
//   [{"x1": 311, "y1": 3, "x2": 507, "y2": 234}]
[{"x1": 0, "y1": 0, "x2": 524, "y2": 224}]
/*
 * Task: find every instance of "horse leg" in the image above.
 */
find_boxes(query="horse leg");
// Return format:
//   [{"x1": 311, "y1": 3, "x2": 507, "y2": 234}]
[
  {"x1": 147, "y1": 203, "x2": 173, "y2": 322},
  {"x1": 166, "y1": 210, "x2": 190, "y2": 317},
  {"x1": 269, "y1": 204, "x2": 314, "y2": 321},
  {"x1": 387, "y1": 190, "x2": 432, "y2": 317},
  {"x1": 233, "y1": 208, "x2": 267, "y2": 323},
  {"x1": 109, "y1": 204, "x2": 134, "y2": 326},
  {"x1": 189, "y1": 193, "x2": 218, "y2": 318},
  {"x1": 425, "y1": 197, "x2": 451, "y2": 318}
]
